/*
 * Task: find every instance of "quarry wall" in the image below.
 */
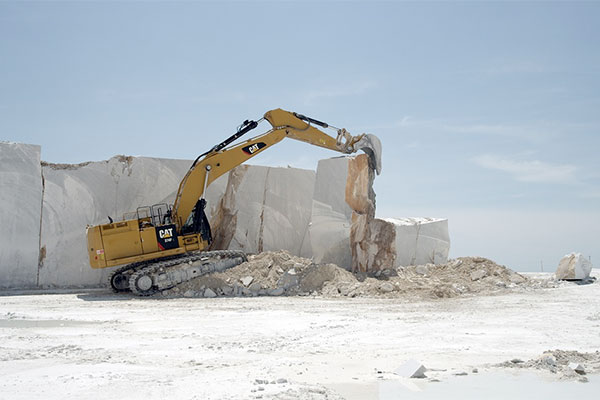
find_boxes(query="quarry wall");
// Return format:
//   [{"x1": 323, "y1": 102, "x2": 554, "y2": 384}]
[{"x1": 0, "y1": 141, "x2": 450, "y2": 288}]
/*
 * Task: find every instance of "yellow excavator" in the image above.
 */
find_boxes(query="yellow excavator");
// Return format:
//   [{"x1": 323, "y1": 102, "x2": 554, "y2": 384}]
[{"x1": 86, "y1": 108, "x2": 382, "y2": 295}]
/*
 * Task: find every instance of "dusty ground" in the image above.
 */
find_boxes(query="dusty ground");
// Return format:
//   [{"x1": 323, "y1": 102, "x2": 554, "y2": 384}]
[{"x1": 0, "y1": 269, "x2": 599, "y2": 399}]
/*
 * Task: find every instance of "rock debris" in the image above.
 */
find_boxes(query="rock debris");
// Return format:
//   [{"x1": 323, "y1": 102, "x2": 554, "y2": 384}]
[{"x1": 161, "y1": 251, "x2": 532, "y2": 299}]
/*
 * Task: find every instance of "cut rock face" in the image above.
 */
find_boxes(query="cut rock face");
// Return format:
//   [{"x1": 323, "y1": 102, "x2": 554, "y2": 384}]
[
  {"x1": 39, "y1": 156, "x2": 210, "y2": 287},
  {"x1": 300, "y1": 157, "x2": 353, "y2": 268},
  {"x1": 209, "y1": 165, "x2": 315, "y2": 255},
  {"x1": 555, "y1": 253, "x2": 593, "y2": 280},
  {"x1": 1, "y1": 141, "x2": 450, "y2": 288},
  {"x1": 0, "y1": 142, "x2": 43, "y2": 288}
]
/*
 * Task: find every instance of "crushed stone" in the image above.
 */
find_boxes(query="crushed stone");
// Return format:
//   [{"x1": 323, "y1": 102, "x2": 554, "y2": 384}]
[
  {"x1": 494, "y1": 350, "x2": 600, "y2": 381},
  {"x1": 161, "y1": 251, "x2": 539, "y2": 299}
]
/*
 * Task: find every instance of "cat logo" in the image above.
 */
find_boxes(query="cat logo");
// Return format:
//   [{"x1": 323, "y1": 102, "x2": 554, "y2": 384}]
[
  {"x1": 242, "y1": 142, "x2": 266, "y2": 155},
  {"x1": 155, "y1": 224, "x2": 179, "y2": 251},
  {"x1": 159, "y1": 228, "x2": 173, "y2": 239}
]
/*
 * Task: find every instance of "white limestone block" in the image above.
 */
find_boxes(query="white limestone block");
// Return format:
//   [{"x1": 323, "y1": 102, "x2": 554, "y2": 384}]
[
  {"x1": 303, "y1": 200, "x2": 352, "y2": 268},
  {"x1": 312, "y1": 157, "x2": 352, "y2": 219},
  {"x1": 568, "y1": 362, "x2": 585, "y2": 374},
  {"x1": 394, "y1": 359, "x2": 427, "y2": 378},
  {"x1": 555, "y1": 253, "x2": 593, "y2": 280},
  {"x1": 384, "y1": 217, "x2": 450, "y2": 267},
  {"x1": 0, "y1": 142, "x2": 43, "y2": 288},
  {"x1": 210, "y1": 164, "x2": 315, "y2": 255},
  {"x1": 301, "y1": 157, "x2": 353, "y2": 268},
  {"x1": 261, "y1": 167, "x2": 315, "y2": 254}
]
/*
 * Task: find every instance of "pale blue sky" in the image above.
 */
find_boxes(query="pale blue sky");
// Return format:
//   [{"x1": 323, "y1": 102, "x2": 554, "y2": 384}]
[{"x1": 1, "y1": 1, "x2": 599, "y2": 271}]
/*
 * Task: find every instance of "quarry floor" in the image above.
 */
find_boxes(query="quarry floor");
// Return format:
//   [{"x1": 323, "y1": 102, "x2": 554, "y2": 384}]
[{"x1": 0, "y1": 272, "x2": 599, "y2": 399}]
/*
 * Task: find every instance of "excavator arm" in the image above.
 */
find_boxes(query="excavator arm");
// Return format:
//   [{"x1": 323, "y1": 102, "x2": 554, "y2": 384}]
[{"x1": 171, "y1": 108, "x2": 382, "y2": 233}]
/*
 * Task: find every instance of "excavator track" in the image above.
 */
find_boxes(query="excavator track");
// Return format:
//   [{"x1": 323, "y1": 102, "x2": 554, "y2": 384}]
[
  {"x1": 109, "y1": 261, "x2": 149, "y2": 293},
  {"x1": 108, "y1": 250, "x2": 247, "y2": 296}
]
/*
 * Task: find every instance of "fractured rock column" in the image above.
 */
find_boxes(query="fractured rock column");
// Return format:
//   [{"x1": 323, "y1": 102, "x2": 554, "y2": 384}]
[
  {"x1": 346, "y1": 154, "x2": 396, "y2": 272},
  {"x1": 347, "y1": 154, "x2": 375, "y2": 272}
]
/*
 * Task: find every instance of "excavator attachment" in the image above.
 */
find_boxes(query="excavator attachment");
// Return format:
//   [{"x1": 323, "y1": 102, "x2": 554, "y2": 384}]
[
  {"x1": 354, "y1": 133, "x2": 382, "y2": 175},
  {"x1": 334, "y1": 129, "x2": 382, "y2": 175}
]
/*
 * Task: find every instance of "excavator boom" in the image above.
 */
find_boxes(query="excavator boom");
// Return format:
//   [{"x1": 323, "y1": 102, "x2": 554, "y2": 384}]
[{"x1": 172, "y1": 108, "x2": 382, "y2": 229}]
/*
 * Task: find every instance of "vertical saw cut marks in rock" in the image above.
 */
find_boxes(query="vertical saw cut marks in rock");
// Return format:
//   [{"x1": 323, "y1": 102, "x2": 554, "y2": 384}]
[
  {"x1": 301, "y1": 157, "x2": 354, "y2": 268},
  {"x1": 209, "y1": 164, "x2": 315, "y2": 255},
  {"x1": 0, "y1": 142, "x2": 43, "y2": 288},
  {"x1": 209, "y1": 165, "x2": 249, "y2": 251}
]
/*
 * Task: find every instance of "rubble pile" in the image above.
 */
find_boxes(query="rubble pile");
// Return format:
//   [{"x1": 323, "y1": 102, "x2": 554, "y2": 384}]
[
  {"x1": 161, "y1": 251, "x2": 529, "y2": 299},
  {"x1": 495, "y1": 350, "x2": 600, "y2": 382}
]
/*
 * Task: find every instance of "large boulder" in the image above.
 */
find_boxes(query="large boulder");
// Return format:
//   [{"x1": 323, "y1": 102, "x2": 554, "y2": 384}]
[{"x1": 555, "y1": 253, "x2": 593, "y2": 280}]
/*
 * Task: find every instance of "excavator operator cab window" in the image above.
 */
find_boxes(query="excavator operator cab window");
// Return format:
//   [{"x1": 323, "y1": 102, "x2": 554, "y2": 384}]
[
  {"x1": 136, "y1": 204, "x2": 173, "y2": 229},
  {"x1": 151, "y1": 203, "x2": 173, "y2": 226}
]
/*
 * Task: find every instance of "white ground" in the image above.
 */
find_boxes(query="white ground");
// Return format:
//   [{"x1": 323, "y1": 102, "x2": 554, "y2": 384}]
[{"x1": 1, "y1": 271, "x2": 599, "y2": 399}]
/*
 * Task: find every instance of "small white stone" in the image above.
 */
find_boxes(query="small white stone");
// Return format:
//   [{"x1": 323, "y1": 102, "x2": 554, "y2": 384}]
[
  {"x1": 203, "y1": 288, "x2": 217, "y2": 298},
  {"x1": 268, "y1": 287, "x2": 284, "y2": 296},
  {"x1": 470, "y1": 270, "x2": 487, "y2": 281},
  {"x1": 415, "y1": 265, "x2": 428, "y2": 275},
  {"x1": 240, "y1": 276, "x2": 254, "y2": 287},
  {"x1": 568, "y1": 362, "x2": 585, "y2": 374},
  {"x1": 379, "y1": 282, "x2": 394, "y2": 293},
  {"x1": 394, "y1": 359, "x2": 427, "y2": 378},
  {"x1": 249, "y1": 282, "x2": 262, "y2": 293},
  {"x1": 540, "y1": 354, "x2": 556, "y2": 367},
  {"x1": 221, "y1": 286, "x2": 233, "y2": 296}
]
